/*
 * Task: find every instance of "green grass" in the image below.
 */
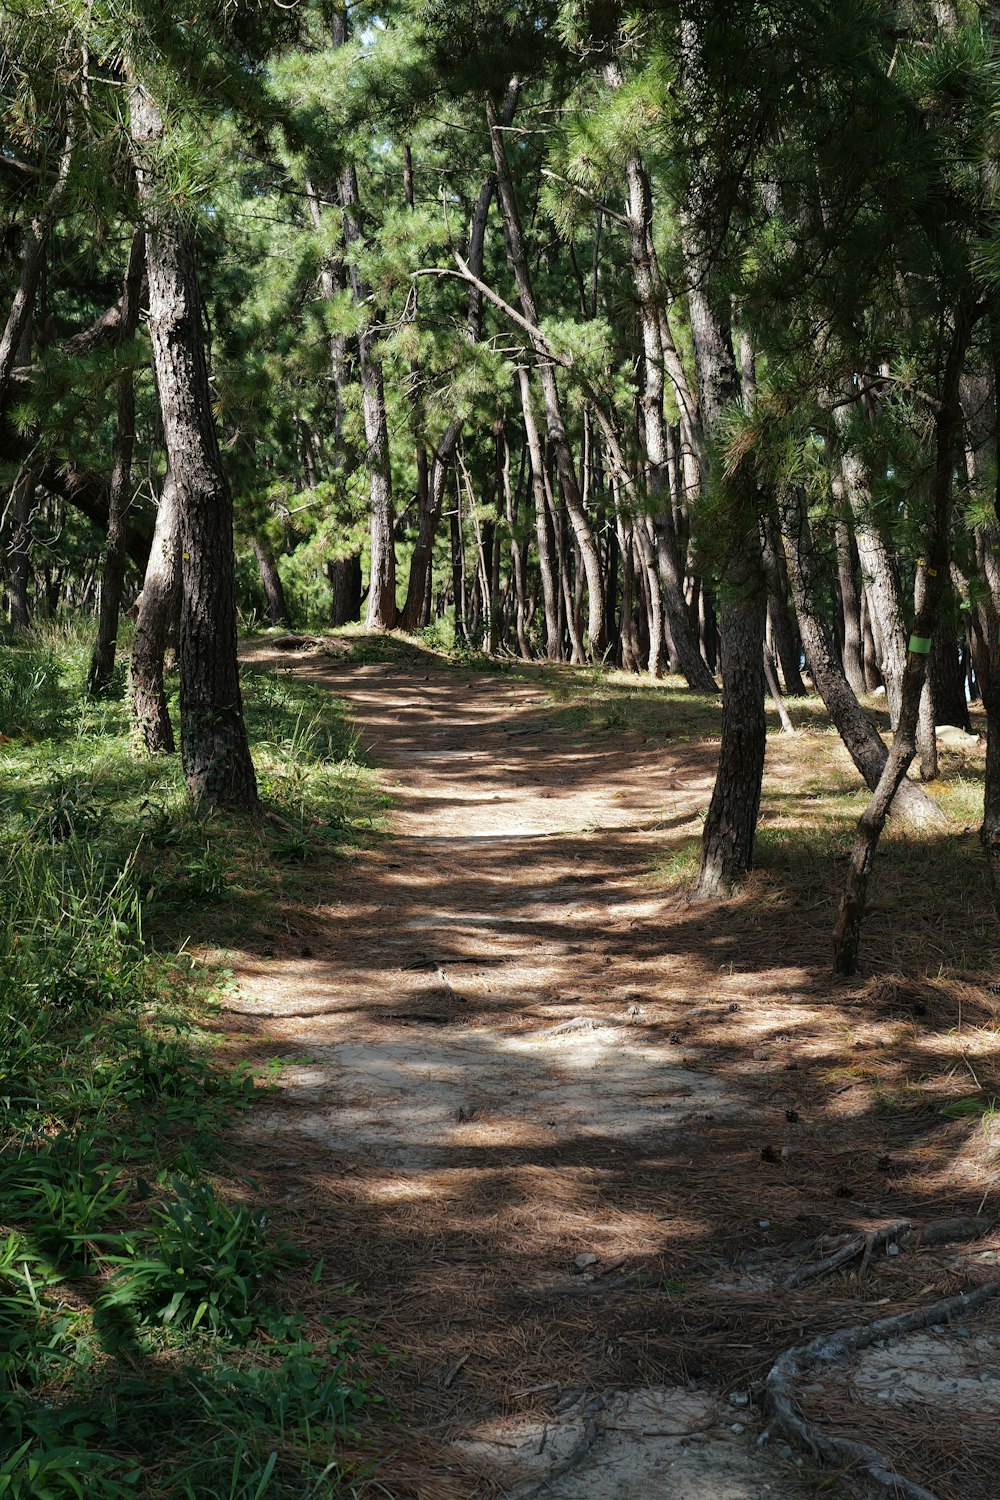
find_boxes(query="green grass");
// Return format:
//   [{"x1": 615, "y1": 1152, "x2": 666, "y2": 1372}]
[{"x1": 0, "y1": 622, "x2": 388, "y2": 1498}]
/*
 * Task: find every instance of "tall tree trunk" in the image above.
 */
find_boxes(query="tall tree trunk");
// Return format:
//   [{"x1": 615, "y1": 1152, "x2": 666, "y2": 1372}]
[
  {"x1": 487, "y1": 95, "x2": 606, "y2": 658},
  {"x1": 338, "y1": 164, "x2": 396, "y2": 630},
  {"x1": 779, "y1": 485, "x2": 944, "y2": 827},
  {"x1": 837, "y1": 433, "x2": 907, "y2": 722},
  {"x1": 518, "y1": 366, "x2": 560, "y2": 659},
  {"x1": 834, "y1": 300, "x2": 973, "y2": 973},
  {"x1": 130, "y1": 469, "x2": 180, "y2": 754},
  {"x1": 608, "y1": 76, "x2": 717, "y2": 692},
  {"x1": 8, "y1": 468, "x2": 33, "y2": 629},
  {"x1": 762, "y1": 517, "x2": 807, "y2": 695},
  {"x1": 680, "y1": 10, "x2": 768, "y2": 897},
  {"x1": 252, "y1": 537, "x2": 291, "y2": 627},
  {"x1": 930, "y1": 612, "x2": 971, "y2": 731},
  {"x1": 0, "y1": 132, "x2": 74, "y2": 410},
  {"x1": 131, "y1": 83, "x2": 258, "y2": 810},
  {"x1": 89, "y1": 231, "x2": 144, "y2": 695},
  {"x1": 327, "y1": 555, "x2": 362, "y2": 626},
  {"x1": 834, "y1": 509, "x2": 866, "y2": 697},
  {"x1": 860, "y1": 585, "x2": 882, "y2": 691}
]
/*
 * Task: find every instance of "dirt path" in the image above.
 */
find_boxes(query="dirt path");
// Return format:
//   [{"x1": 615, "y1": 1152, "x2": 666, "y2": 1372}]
[{"x1": 226, "y1": 644, "x2": 1000, "y2": 1500}]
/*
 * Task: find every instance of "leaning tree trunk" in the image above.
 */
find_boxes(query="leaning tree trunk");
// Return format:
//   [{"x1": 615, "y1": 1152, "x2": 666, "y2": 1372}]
[
  {"x1": 130, "y1": 83, "x2": 258, "y2": 810},
  {"x1": 130, "y1": 468, "x2": 180, "y2": 754},
  {"x1": 89, "y1": 231, "x2": 143, "y2": 695},
  {"x1": 778, "y1": 485, "x2": 944, "y2": 828},
  {"x1": 252, "y1": 537, "x2": 291, "y2": 627},
  {"x1": 0, "y1": 132, "x2": 74, "y2": 409},
  {"x1": 833, "y1": 299, "x2": 973, "y2": 974}
]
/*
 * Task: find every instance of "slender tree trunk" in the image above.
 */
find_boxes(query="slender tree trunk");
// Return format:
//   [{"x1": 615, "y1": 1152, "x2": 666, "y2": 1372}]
[
  {"x1": 860, "y1": 585, "x2": 882, "y2": 690},
  {"x1": 8, "y1": 469, "x2": 33, "y2": 629},
  {"x1": 518, "y1": 366, "x2": 560, "y2": 659},
  {"x1": 762, "y1": 517, "x2": 807, "y2": 695},
  {"x1": 834, "y1": 500, "x2": 866, "y2": 696},
  {"x1": 778, "y1": 485, "x2": 944, "y2": 827},
  {"x1": 834, "y1": 300, "x2": 973, "y2": 973},
  {"x1": 131, "y1": 82, "x2": 257, "y2": 809},
  {"x1": 252, "y1": 537, "x2": 291, "y2": 627},
  {"x1": 487, "y1": 95, "x2": 605, "y2": 658},
  {"x1": 838, "y1": 434, "x2": 907, "y2": 723},
  {"x1": 611, "y1": 98, "x2": 718, "y2": 692},
  {"x1": 0, "y1": 132, "x2": 74, "y2": 409},
  {"x1": 337, "y1": 159, "x2": 396, "y2": 630},
  {"x1": 130, "y1": 469, "x2": 180, "y2": 754},
  {"x1": 89, "y1": 231, "x2": 144, "y2": 695}
]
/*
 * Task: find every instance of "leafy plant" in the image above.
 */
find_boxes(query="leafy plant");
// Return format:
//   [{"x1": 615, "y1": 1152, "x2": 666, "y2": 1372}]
[{"x1": 102, "y1": 1178, "x2": 298, "y2": 1337}]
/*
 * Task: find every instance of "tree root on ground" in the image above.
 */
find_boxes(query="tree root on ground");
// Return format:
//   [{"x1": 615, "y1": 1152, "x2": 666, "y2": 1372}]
[{"x1": 764, "y1": 1280, "x2": 1000, "y2": 1500}]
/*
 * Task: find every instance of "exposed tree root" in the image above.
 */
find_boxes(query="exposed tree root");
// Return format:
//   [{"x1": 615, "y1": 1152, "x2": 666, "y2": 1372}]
[
  {"x1": 782, "y1": 1222, "x2": 911, "y2": 1289},
  {"x1": 764, "y1": 1281, "x2": 1000, "y2": 1499}
]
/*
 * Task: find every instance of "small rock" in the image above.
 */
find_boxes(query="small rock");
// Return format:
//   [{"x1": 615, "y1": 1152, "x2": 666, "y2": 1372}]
[
  {"x1": 574, "y1": 1252, "x2": 599, "y2": 1270},
  {"x1": 887, "y1": 1242, "x2": 900, "y2": 1257},
  {"x1": 729, "y1": 1392, "x2": 750, "y2": 1408},
  {"x1": 730, "y1": 1422, "x2": 745, "y2": 1434},
  {"x1": 758, "y1": 1220, "x2": 770, "y2": 1230}
]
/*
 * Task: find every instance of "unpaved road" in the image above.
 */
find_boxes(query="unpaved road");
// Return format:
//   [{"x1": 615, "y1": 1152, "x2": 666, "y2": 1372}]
[{"x1": 226, "y1": 643, "x2": 1000, "y2": 1500}]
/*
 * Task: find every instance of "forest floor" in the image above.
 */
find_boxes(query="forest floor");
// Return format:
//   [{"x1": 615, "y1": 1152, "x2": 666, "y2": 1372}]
[{"x1": 219, "y1": 633, "x2": 1000, "y2": 1500}]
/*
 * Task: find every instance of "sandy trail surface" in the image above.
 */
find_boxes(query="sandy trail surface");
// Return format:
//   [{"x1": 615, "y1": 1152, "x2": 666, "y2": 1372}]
[{"x1": 225, "y1": 643, "x2": 1000, "y2": 1499}]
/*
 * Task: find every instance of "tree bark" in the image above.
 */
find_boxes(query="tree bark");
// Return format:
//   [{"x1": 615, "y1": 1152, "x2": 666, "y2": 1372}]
[
  {"x1": 0, "y1": 132, "x2": 74, "y2": 410},
  {"x1": 89, "y1": 231, "x2": 144, "y2": 695},
  {"x1": 252, "y1": 537, "x2": 291, "y2": 627},
  {"x1": 834, "y1": 301, "x2": 972, "y2": 974},
  {"x1": 518, "y1": 365, "x2": 561, "y2": 659},
  {"x1": 131, "y1": 82, "x2": 258, "y2": 810},
  {"x1": 487, "y1": 94, "x2": 606, "y2": 658},
  {"x1": 834, "y1": 499, "x2": 867, "y2": 696},
  {"x1": 778, "y1": 485, "x2": 944, "y2": 827},
  {"x1": 130, "y1": 469, "x2": 180, "y2": 754},
  {"x1": 609, "y1": 90, "x2": 717, "y2": 692}
]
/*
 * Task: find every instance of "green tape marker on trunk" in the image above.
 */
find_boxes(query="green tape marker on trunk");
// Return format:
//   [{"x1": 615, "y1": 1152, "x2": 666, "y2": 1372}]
[{"x1": 908, "y1": 635, "x2": 932, "y2": 654}]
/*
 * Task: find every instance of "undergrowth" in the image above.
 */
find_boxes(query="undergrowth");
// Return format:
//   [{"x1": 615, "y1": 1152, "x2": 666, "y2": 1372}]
[{"x1": 0, "y1": 623, "x2": 386, "y2": 1497}]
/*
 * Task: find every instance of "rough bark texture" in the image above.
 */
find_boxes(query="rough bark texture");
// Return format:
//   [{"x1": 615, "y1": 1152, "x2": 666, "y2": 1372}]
[
  {"x1": 833, "y1": 304, "x2": 972, "y2": 974},
  {"x1": 129, "y1": 469, "x2": 180, "y2": 754},
  {"x1": 327, "y1": 556, "x2": 362, "y2": 626},
  {"x1": 778, "y1": 486, "x2": 945, "y2": 829},
  {"x1": 252, "y1": 537, "x2": 291, "y2": 627},
  {"x1": 131, "y1": 83, "x2": 258, "y2": 809},
  {"x1": 89, "y1": 231, "x2": 144, "y2": 695}
]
